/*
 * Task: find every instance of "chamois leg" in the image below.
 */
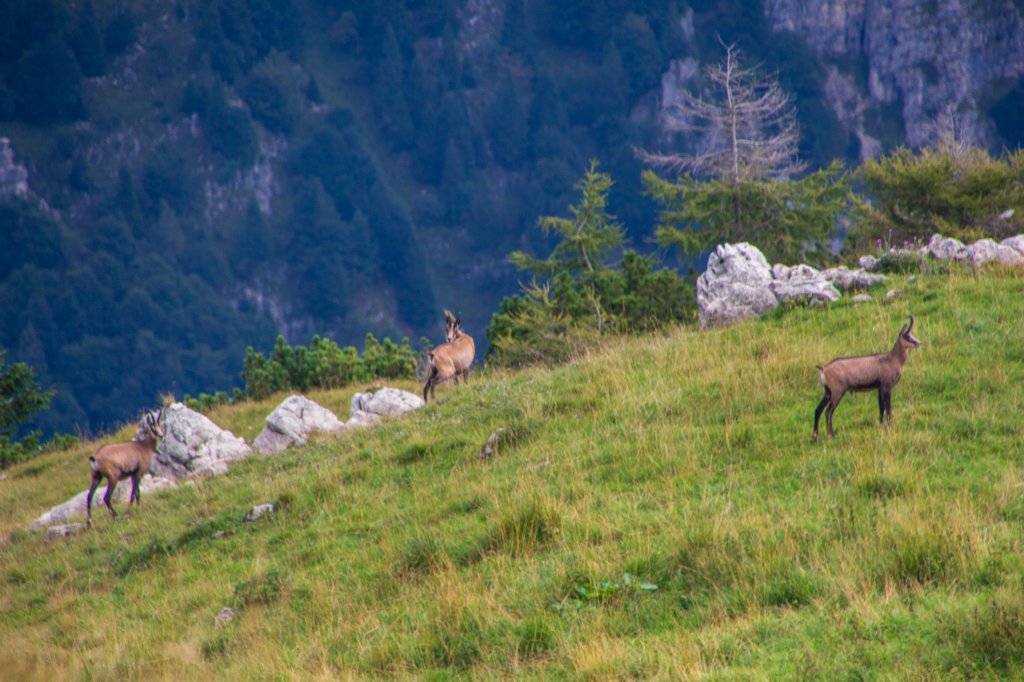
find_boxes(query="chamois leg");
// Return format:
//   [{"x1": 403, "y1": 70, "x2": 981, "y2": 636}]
[
  {"x1": 877, "y1": 390, "x2": 886, "y2": 425},
  {"x1": 423, "y1": 366, "x2": 437, "y2": 403},
  {"x1": 813, "y1": 392, "x2": 830, "y2": 441},
  {"x1": 883, "y1": 390, "x2": 893, "y2": 424},
  {"x1": 86, "y1": 472, "x2": 103, "y2": 527},
  {"x1": 103, "y1": 481, "x2": 119, "y2": 520},
  {"x1": 825, "y1": 392, "x2": 845, "y2": 439},
  {"x1": 130, "y1": 471, "x2": 142, "y2": 507}
]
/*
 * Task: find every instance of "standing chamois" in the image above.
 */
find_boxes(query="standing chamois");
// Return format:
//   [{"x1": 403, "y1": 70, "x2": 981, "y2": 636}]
[
  {"x1": 813, "y1": 316, "x2": 921, "y2": 441},
  {"x1": 423, "y1": 310, "x2": 475, "y2": 402},
  {"x1": 87, "y1": 409, "x2": 165, "y2": 527}
]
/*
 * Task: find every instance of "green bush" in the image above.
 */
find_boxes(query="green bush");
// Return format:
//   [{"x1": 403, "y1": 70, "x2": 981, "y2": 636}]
[
  {"x1": 489, "y1": 163, "x2": 693, "y2": 368},
  {"x1": 854, "y1": 146, "x2": 1024, "y2": 249},
  {"x1": 242, "y1": 334, "x2": 418, "y2": 400}
]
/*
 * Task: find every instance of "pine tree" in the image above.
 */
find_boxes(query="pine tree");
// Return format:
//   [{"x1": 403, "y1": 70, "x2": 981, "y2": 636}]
[{"x1": 510, "y1": 160, "x2": 625, "y2": 276}]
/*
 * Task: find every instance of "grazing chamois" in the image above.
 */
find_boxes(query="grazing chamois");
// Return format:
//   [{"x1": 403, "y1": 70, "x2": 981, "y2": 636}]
[
  {"x1": 423, "y1": 310, "x2": 475, "y2": 402},
  {"x1": 87, "y1": 409, "x2": 165, "y2": 527},
  {"x1": 813, "y1": 316, "x2": 921, "y2": 441}
]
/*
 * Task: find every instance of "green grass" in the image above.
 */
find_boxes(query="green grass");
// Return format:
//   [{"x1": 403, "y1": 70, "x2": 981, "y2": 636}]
[{"x1": 2, "y1": 269, "x2": 1024, "y2": 679}]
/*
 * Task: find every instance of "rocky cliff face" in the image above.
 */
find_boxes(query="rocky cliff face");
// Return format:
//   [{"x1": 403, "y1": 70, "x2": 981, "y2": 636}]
[
  {"x1": 764, "y1": 0, "x2": 1024, "y2": 152},
  {"x1": 656, "y1": 1, "x2": 1024, "y2": 159}
]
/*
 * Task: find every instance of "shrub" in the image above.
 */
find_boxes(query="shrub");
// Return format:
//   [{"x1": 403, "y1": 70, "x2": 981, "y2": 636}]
[
  {"x1": 242, "y1": 334, "x2": 418, "y2": 400},
  {"x1": 855, "y1": 145, "x2": 1024, "y2": 249}
]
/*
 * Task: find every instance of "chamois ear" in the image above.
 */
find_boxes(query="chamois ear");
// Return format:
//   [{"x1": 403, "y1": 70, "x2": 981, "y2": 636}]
[{"x1": 444, "y1": 309, "x2": 455, "y2": 323}]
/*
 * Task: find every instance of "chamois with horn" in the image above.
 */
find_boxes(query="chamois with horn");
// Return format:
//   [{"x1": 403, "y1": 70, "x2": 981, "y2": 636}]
[
  {"x1": 87, "y1": 409, "x2": 165, "y2": 526},
  {"x1": 813, "y1": 316, "x2": 921, "y2": 441},
  {"x1": 423, "y1": 310, "x2": 475, "y2": 402}
]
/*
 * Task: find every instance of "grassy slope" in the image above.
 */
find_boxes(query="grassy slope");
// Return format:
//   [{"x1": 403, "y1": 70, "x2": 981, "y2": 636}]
[{"x1": 2, "y1": 269, "x2": 1023, "y2": 680}]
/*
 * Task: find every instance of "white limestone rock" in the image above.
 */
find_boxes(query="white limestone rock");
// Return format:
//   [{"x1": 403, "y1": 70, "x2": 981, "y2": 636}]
[
  {"x1": 31, "y1": 475, "x2": 176, "y2": 527},
  {"x1": 770, "y1": 263, "x2": 841, "y2": 305},
  {"x1": 965, "y1": 238, "x2": 999, "y2": 265},
  {"x1": 253, "y1": 395, "x2": 345, "y2": 455},
  {"x1": 350, "y1": 387, "x2": 424, "y2": 418},
  {"x1": 152, "y1": 402, "x2": 251, "y2": 478},
  {"x1": 858, "y1": 255, "x2": 881, "y2": 272},
  {"x1": 696, "y1": 243, "x2": 778, "y2": 328},
  {"x1": 244, "y1": 503, "x2": 275, "y2": 522},
  {"x1": 927, "y1": 234, "x2": 967, "y2": 261},
  {"x1": 820, "y1": 266, "x2": 888, "y2": 290},
  {"x1": 44, "y1": 523, "x2": 85, "y2": 542},
  {"x1": 1000, "y1": 235, "x2": 1024, "y2": 255}
]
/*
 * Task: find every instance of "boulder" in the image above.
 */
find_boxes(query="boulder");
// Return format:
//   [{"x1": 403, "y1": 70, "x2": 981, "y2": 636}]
[
  {"x1": 350, "y1": 387, "x2": 424, "y2": 419},
  {"x1": 215, "y1": 607, "x2": 237, "y2": 625},
  {"x1": 858, "y1": 255, "x2": 881, "y2": 272},
  {"x1": 696, "y1": 243, "x2": 777, "y2": 328},
  {"x1": 965, "y1": 238, "x2": 999, "y2": 266},
  {"x1": 852, "y1": 294, "x2": 873, "y2": 303},
  {"x1": 244, "y1": 503, "x2": 275, "y2": 522},
  {"x1": 44, "y1": 523, "x2": 85, "y2": 542},
  {"x1": 253, "y1": 395, "x2": 345, "y2": 455},
  {"x1": 1000, "y1": 235, "x2": 1024, "y2": 255},
  {"x1": 927, "y1": 234, "x2": 967, "y2": 261},
  {"x1": 479, "y1": 428, "x2": 507, "y2": 460},
  {"x1": 996, "y1": 245, "x2": 1024, "y2": 266},
  {"x1": 31, "y1": 475, "x2": 177, "y2": 527},
  {"x1": 820, "y1": 266, "x2": 888, "y2": 290},
  {"x1": 153, "y1": 402, "x2": 251, "y2": 478},
  {"x1": 769, "y1": 264, "x2": 841, "y2": 305}
]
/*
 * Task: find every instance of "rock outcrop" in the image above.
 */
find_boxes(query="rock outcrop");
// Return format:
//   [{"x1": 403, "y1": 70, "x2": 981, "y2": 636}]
[
  {"x1": 820, "y1": 266, "x2": 888, "y2": 290},
  {"x1": 695, "y1": 233, "x2": 1024, "y2": 329},
  {"x1": 153, "y1": 402, "x2": 252, "y2": 478},
  {"x1": 350, "y1": 387, "x2": 424, "y2": 419},
  {"x1": 44, "y1": 523, "x2": 85, "y2": 542},
  {"x1": 696, "y1": 243, "x2": 779, "y2": 328},
  {"x1": 31, "y1": 475, "x2": 177, "y2": 528},
  {"x1": 253, "y1": 395, "x2": 346, "y2": 455},
  {"x1": 762, "y1": 1, "x2": 1024, "y2": 151},
  {"x1": 252, "y1": 389, "x2": 425, "y2": 455},
  {"x1": 769, "y1": 264, "x2": 841, "y2": 305}
]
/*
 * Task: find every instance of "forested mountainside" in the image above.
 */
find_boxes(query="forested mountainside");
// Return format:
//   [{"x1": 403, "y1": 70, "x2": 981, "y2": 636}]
[{"x1": 1, "y1": 0, "x2": 1022, "y2": 434}]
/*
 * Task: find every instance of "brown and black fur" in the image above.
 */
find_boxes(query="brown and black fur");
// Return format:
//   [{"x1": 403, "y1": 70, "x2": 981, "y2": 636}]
[
  {"x1": 87, "y1": 409, "x2": 164, "y2": 526},
  {"x1": 813, "y1": 316, "x2": 921, "y2": 441}
]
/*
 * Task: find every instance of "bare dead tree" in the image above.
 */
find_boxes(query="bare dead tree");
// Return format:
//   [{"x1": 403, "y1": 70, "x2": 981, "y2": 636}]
[{"x1": 639, "y1": 40, "x2": 806, "y2": 232}]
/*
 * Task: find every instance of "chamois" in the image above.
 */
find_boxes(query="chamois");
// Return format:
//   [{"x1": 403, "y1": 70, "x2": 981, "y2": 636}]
[
  {"x1": 423, "y1": 310, "x2": 475, "y2": 402},
  {"x1": 87, "y1": 409, "x2": 165, "y2": 527},
  {"x1": 813, "y1": 316, "x2": 921, "y2": 441}
]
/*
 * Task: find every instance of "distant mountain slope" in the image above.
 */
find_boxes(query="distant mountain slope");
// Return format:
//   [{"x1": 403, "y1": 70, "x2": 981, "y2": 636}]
[{"x1": 1, "y1": 0, "x2": 1021, "y2": 434}]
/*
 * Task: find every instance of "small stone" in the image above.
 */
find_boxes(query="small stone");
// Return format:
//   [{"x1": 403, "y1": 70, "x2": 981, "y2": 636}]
[
  {"x1": 212, "y1": 530, "x2": 227, "y2": 539},
  {"x1": 885, "y1": 289, "x2": 902, "y2": 299},
  {"x1": 906, "y1": 275, "x2": 917, "y2": 283},
  {"x1": 852, "y1": 294, "x2": 872, "y2": 303},
  {"x1": 44, "y1": 523, "x2": 84, "y2": 543},
  {"x1": 215, "y1": 606, "x2": 237, "y2": 625},
  {"x1": 479, "y1": 428, "x2": 507, "y2": 460},
  {"x1": 858, "y1": 255, "x2": 880, "y2": 272},
  {"x1": 244, "y1": 503, "x2": 275, "y2": 522}
]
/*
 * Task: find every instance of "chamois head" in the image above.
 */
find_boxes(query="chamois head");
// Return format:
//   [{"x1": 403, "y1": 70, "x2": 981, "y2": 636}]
[
  {"x1": 896, "y1": 315, "x2": 922, "y2": 351},
  {"x1": 136, "y1": 408, "x2": 165, "y2": 441},
  {"x1": 444, "y1": 309, "x2": 462, "y2": 343}
]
